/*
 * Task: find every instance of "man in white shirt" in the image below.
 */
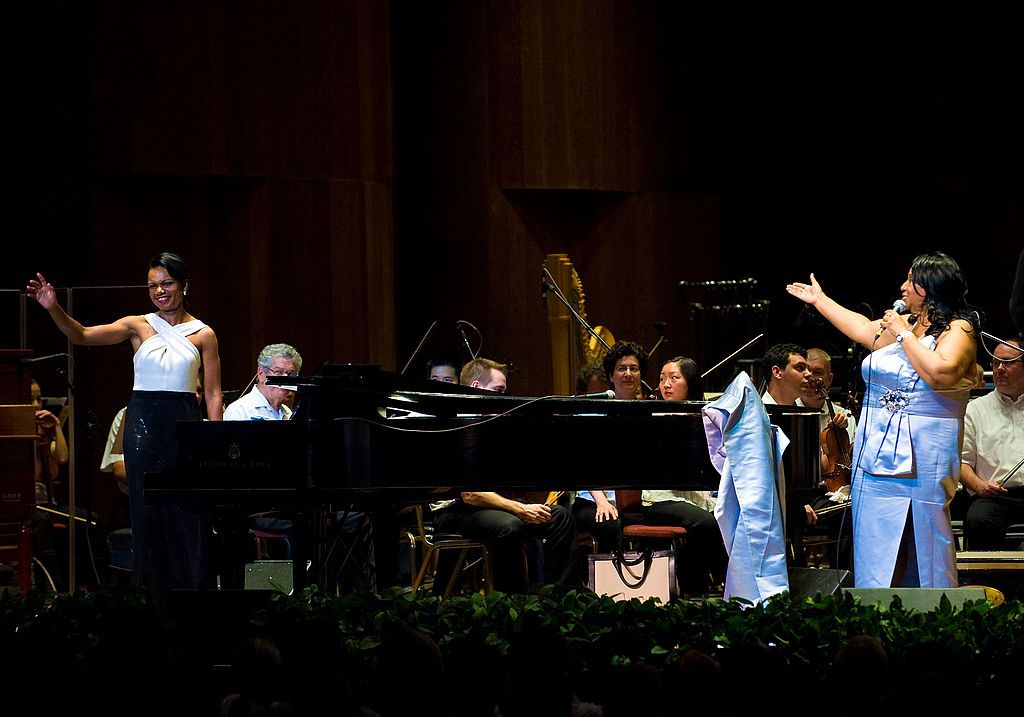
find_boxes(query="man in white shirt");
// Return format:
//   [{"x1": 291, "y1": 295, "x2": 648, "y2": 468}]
[
  {"x1": 224, "y1": 344, "x2": 302, "y2": 421},
  {"x1": 960, "y1": 337, "x2": 1024, "y2": 549},
  {"x1": 761, "y1": 342, "x2": 811, "y2": 407}
]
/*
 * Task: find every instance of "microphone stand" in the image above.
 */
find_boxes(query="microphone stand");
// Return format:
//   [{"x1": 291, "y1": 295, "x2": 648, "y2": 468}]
[
  {"x1": 456, "y1": 320, "x2": 479, "y2": 360},
  {"x1": 541, "y1": 267, "x2": 655, "y2": 396},
  {"x1": 700, "y1": 333, "x2": 764, "y2": 380},
  {"x1": 646, "y1": 322, "x2": 667, "y2": 362}
]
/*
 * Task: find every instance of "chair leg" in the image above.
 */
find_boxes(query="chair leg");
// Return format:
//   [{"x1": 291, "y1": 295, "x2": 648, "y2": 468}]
[
  {"x1": 482, "y1": 547, "x2": 494, "y2": 594},
  {"x1": 443, "y1": 548, "x2": 469, "y2": 598},
  {"x1": 411, "y1": 545, "x2": 435, "y2": 594}
]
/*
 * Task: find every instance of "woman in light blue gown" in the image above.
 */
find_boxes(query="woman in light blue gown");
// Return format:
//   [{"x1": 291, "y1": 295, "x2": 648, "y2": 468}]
[{"x1": 787, "y1": 252, "x2": 980, "y2": 588}]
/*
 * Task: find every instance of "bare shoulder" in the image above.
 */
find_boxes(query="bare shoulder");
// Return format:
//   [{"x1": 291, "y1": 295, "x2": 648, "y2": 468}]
[{"x1": 945, "y1": 318, "x2": 977, "y2": 342}]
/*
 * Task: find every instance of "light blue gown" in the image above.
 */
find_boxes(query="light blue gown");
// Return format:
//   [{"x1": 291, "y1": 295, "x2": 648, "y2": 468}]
[{"x1": 851, "y1": 335, "x2": 969, "y2": 588}]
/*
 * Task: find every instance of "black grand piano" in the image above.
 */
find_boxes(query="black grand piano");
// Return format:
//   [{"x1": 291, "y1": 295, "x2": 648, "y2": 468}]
[{"x1": 147, "y1": 364, "x2": 822, "y2": 589}]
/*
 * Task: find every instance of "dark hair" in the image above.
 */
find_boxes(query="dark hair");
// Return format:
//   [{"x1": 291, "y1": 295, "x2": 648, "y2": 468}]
[
  {"x1": 910, "y1": 251, "x2": 979, "y2": 338},
  {"x1": 762, "y1": 343, "x2": 806, "y2": 375},
  {"x1": 149, "y1": 252, "x2": 190, "y2": 285},
  {"x1": 602, "y1": 341, "x2": 648, "y2": 378},
  {"x1": 662, "y1": 355, "x2": 703, "y2": 400},
  {"x1": 427, "y1": 357, "x2": 459, "y2": 372},
  {"x1": 575, "y1": 362, "x2": 609, "y2": 394}
]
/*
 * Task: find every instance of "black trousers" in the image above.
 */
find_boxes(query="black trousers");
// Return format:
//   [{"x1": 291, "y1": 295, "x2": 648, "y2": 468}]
[
  {"x1": 642, "y1": 500, "x2": 727, "y2": 595},
  {"x1": 434, "y1": 503, "x2": 576, "y2": 593},
  {"x1": 964, "y1": 487, "x2": 1024, "y2": 550}
]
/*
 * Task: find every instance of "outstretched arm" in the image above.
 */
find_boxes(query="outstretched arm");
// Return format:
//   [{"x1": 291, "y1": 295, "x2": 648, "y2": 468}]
[
  {"x1": 786, "y1": 273, "x2": 888, "y2": 350},
  {"x1": 27, "y1": 273, "x2": 138, "y2": 346}
]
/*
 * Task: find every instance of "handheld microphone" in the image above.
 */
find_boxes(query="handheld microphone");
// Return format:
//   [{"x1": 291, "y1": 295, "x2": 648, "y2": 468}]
[
  {"x1": 874, "y1": 299, "x2": 908, "y2": 339},
  {"x1": 572, "y1": 389, "x2": 616, "y2": 399}
]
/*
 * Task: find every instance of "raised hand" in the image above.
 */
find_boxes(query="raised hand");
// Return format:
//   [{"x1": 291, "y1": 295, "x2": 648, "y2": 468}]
[
  {"x1": 26, "y1": 273, "x2": 57, "y2": 310},
  {"x1": 785, "y1": 273, "x2": 824, "y2": 306}
]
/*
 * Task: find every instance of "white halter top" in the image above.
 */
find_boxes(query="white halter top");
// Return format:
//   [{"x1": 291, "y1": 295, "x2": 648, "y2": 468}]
[{"x1": 132, "y1": 313, "x2": 206, "y2": 392}]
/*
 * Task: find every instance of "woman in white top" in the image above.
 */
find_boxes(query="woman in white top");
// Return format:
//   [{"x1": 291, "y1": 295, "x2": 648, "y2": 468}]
[
  {"x1": 644, "y1": 356, "x2": 727, "y2": 596},
  {"x1": 28, "y1": 252, "x2": 223, "y2": 590}
]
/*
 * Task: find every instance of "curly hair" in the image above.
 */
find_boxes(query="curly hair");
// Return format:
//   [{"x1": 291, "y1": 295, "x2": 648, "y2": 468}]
[{"x1": 602, "y1": 341, "x2": 648, "y2": 378}]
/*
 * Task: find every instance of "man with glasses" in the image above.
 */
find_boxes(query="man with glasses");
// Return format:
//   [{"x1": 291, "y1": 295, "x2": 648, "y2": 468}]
[
  {"x1": 960, "y1": 337, "x2": 1024, "y2": 549},
  {"x1": 224, "y1": 343, "x2": 302, "y2": 420}
]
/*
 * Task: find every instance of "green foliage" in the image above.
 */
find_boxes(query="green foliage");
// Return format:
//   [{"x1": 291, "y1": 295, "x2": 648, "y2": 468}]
[{"x1": 3, "y1": 584, "x2": 1023, "y2": 696}]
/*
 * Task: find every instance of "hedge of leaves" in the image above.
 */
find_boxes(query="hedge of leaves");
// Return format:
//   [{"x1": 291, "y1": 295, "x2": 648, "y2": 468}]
[{"x1": 3, "y1": 585, "x2": 1023, "y2": 709}]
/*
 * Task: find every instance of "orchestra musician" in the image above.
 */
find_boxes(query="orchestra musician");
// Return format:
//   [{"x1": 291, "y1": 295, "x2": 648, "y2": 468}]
[
  {"x1": 30, "y1": 379, "x2": 69, "y2": 504},
  {"x1": 787, "y1": 251, "x2": 981, "y2": 589},
  {"x1": 797, "y1": 348, "x2": 857, "y2": 568},
  {"x1": 569, "y1": 343, "x2": 651, "y2": 555},
  {"x1": 760, "y1": 343, "x2": 838, "y2": 566},
  {"x1": 959, "y1": 337, "x2": 1024, "y2": 550},
  {"x1": 640, "y1": 356, "x2": 727, "y2": 596},
  {"x1": 27, "y1": 252, "x2": 223, "y2": 591},
  {"x1": 427, "y1": 357, "x2": 460, "y2": 384},
  {"x1": 431, "y1": 359, "x2": 576, "y2": 592},
  {"x1": 576, "y1": 361, "x2": 610, "y2": 395}
]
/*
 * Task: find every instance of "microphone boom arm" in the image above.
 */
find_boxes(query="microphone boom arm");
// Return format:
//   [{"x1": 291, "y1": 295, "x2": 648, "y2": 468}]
[
  {"x1": 701, "y1": 333, "x2": 764, "y2": 380},
  {"x1": 542, "y1": 267, "x2": 655, "y2": 395}
]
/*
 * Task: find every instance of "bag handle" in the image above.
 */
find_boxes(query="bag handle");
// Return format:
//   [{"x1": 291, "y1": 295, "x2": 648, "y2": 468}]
[{"x1": 612, "y1": 546, "x2": 654, "y2": 589}]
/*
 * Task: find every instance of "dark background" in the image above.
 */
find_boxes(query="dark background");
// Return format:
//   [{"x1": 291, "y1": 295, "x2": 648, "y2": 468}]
[{"x1": 3, "y1": 1, "x2": 1022, "y2": 523}]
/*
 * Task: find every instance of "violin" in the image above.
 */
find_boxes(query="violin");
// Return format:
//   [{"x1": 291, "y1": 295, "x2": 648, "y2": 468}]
[{"x1": 808, "y1": 377, "x2": 852, "y2": 494}]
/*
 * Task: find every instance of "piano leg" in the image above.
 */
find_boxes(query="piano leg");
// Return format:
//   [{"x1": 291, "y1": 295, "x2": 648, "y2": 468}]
[{"x1": 370, "y1": 510, "x2": 400, "y2": 591}]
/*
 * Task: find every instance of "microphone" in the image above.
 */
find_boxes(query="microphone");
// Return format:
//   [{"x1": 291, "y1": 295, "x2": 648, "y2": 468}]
[
  {"x1": 572, "y1": 389, "x2": 615, "y2": 399},
  {"x1": 456, "y1": 321, "x2": 474, "y2": 358},
  {"x1": 874, "y1": 299, "x2": 908, "y2": 339}
]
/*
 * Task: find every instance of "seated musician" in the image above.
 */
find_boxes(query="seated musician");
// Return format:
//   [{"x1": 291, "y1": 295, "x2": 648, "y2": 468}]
[
  {"x1": 576, "y1": 361, "x2": 610, "y2": 395},
  {"x1": 760, "y1": 343, "x2": 849, "y2": 566},
  {"x1": 30, "y1": 380, "x2": 69, "y2": 505},
  {"x1": 431, "y1": 359, "x2": 576, "y2": 592},
  {"x1": 570, "y1": 344, "x2": 648, "y2": 552},
  {"x1": 640, "y1": 356, "x2": 727, "y2": 597},
  {"x1": 427, "y1": 356, "x2": 460, "y2": 384},
  {"x1": 797, "y1": 348, "x2": 857, "y2": 567},
  {"x1": 30, "y1": 380, "x2": 70, "y2": 589},
  {"x1": 959, "y1": 337, "x2": 1024, "y2": 549},
  {"x1": 224, "y1": 343, "x2": 301, "y2": 421}
]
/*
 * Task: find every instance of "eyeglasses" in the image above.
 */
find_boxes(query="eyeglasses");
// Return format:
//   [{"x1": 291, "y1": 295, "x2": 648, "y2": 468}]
[
  {"x1": 992, "y1": 357, "x2": 1023, "y2": 368},
  {"x1": 265, "y1": 367, "x2": 299, "y2": 377},
  {"x1": 615, "y1": 365, "x2": 641, "y2": 374}
]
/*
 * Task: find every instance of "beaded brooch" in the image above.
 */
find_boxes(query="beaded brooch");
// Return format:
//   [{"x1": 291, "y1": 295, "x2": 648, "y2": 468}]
[{"x1": 879, "y1": 388, "x2": 910, "y2": 412}]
